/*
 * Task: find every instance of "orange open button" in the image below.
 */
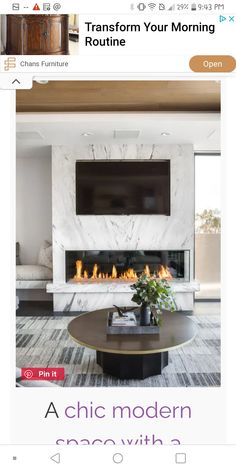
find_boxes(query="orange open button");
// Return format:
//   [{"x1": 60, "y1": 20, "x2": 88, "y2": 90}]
[{"x1": 189, "y1": 55, "x2": 236, "y2": 72}]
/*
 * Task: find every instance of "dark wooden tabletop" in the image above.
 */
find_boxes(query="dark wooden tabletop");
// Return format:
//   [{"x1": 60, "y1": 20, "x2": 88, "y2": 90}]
[{"x1": 68, "y1": 308, "x2": 197, "y2": 355}]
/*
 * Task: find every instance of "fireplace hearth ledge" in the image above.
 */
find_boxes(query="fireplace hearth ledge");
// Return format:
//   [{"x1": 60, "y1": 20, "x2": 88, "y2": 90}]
[
  {"x1": 47, "y1": 280, "x2": 199, "y2": 294},
  {"x1": 47, "y1": 280, "x2": 199, "y2": 312}
]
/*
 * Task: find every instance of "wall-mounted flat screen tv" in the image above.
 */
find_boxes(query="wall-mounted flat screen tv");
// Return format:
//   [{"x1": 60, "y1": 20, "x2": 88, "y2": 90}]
[{"x1": 76, "y1": 160, "x2": 170, "y2": 215}]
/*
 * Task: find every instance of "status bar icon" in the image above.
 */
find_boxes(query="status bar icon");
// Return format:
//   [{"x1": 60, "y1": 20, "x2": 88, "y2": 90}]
[
  {"x1": 148, "y1": 3, "x2": 156, "y2": 10},
  {"x1": 137, "y1": 3, "x2": 146, "y2": 10},
  {"x1": 12, "y1": 3, "x2": 20, "y2": 10},
  {"x1": 53, "y1": 2, "x2": 61, "y2": 10}
]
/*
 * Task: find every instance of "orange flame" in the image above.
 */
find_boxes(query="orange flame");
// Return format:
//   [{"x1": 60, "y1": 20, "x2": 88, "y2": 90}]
[
  {"x1": 73, "y1": 260, "x2": 173, "y2": 281},
  {"x1": 144, "y1": 264, "x2": 150, "y2": 277},
  {"x1": 75, "y1": 260, "x2": 83, "y2": 279},
  {"x1": 92, "y1": 263, "x2": 98, "y2": 279},
  {"x1": 120, "y1": 268, "x2": 137, "y2": 279},
  {"x1": 158, "y1": 265, "x2": 173, "y2": 279},
  {"x1": 112, "y1": 265, "x2": 117, "y2": 278}
]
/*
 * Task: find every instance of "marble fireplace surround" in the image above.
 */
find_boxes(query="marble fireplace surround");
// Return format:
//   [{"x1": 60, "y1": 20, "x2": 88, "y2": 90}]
[{"x1": 48, "y1": 144, "x2": 199, "y2": 311}]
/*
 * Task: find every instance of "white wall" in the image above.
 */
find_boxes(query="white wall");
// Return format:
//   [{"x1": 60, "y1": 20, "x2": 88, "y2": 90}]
[{"x1": 16, "y1": 147, "x2": 52, "y2": 264}]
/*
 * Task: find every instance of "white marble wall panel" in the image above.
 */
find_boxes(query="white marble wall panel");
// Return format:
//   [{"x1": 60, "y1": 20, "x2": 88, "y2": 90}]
[
  {"x1": 53, "y1": 292, "x2": 194, "y2": 312},
  {"x1": 52, "y1": 144, "x2": 195, "y2": 311}
]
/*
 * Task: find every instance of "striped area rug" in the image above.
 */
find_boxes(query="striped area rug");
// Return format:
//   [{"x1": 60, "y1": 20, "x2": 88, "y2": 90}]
[{"x1": 16, "y1": 315, "x2": 220, "y2": 387}]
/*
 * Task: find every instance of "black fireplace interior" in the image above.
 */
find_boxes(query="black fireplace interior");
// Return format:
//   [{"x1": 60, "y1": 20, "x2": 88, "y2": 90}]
[{"x1": 65, "y1": 250, "x2": 189, "y2": 282}]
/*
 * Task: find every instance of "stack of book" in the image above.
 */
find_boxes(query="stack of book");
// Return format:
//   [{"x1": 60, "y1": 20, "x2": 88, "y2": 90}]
[
  {"x1": 107, "y1": 309, "x2": 160, "y2": 335},
  {"x1": 111, "y1": 312, "x2": 137, "y2": 327}
]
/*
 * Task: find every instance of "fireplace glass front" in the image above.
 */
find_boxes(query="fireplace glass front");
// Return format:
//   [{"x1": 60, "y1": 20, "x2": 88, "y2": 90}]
[{"x1": 65, "y1": 250, "x2": 190, "y2": 283}]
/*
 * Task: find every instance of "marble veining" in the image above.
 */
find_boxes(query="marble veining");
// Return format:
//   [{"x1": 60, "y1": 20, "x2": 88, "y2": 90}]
[
  {"x1": 52, "y1": 292, "x2": 195, "y2": 312},
  {"x1": 51, "y1": 144, "x2": 195, "y2": 311}
]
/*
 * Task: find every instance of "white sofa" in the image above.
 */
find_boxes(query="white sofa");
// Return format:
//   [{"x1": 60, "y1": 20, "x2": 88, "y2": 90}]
[
  {"x1": 16, "y1": 265, "x2": 52, "y2": 289},
  {"x1": 16, "y1": 241, "x2": 53, "y2": 290}
]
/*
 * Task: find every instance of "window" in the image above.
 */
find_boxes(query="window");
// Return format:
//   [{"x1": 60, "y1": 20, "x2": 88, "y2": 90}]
[{"x1": 195, "y1": 153, "x2": 221, "y2": 300}]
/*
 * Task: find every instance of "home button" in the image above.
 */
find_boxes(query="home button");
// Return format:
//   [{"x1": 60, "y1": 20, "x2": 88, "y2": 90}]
[{"x1": 113, "y1": 453, "x2": 124, "y2": 464}]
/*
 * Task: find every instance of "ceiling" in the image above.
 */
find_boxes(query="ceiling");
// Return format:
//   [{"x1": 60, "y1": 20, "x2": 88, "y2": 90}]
[
  {"x1": 16, "y1": 112, "x2": 220, "y2": 154},
  {"x1": 16, "y1": 80, "x2": 220, "y2": 113}
]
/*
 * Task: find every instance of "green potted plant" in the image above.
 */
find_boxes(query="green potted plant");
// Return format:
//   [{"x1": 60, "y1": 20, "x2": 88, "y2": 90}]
[{"x1": 131, "y1": 275, "x2": 176, "y2": 326}]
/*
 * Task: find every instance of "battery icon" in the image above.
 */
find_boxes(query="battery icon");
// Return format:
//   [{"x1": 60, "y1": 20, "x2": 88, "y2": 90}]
[{"x1": 191, "y1": 3, "x2": 197, "y2": 10}]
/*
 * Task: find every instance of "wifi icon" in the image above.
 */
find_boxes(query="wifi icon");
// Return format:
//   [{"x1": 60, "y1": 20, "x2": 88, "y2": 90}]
[{"x1": 148, "y1": 3, "x2": 157, "y2": 10}]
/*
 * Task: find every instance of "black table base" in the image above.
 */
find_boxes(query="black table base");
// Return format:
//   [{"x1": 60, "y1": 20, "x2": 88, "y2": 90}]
[{"x1": 96, "y1": 350, "x2": 168, "y2": 380}]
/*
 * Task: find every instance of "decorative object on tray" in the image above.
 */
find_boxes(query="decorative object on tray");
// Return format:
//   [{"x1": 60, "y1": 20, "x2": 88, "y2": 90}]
[
  {"x1": 113, "y1": 305, "x2": 138, "y2": 318},
  {"x1": 131, "y1": 274, "x2": 177, "y2": 326},
  {"x1": 107, "y1": 310, "x2": 160, "y2": 335}
]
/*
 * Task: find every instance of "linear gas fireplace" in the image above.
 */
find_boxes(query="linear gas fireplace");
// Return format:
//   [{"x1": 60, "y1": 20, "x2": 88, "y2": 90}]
[{"x1": 65, "y1": 250, "x2": 190, "y2": 283}]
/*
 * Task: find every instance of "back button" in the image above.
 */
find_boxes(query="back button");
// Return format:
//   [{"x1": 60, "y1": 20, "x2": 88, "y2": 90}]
[{"x1": 50, "y1": 453, "x2": 60, "y2": 464}]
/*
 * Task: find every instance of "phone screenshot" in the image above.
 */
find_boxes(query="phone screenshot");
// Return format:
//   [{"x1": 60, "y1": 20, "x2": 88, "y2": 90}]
[{"x1": 0, "y1": 0, "x2": 235, "y2": 470}]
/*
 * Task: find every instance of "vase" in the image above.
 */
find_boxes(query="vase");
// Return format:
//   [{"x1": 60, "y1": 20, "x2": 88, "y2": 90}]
[{"x1": 140, "y1": 302, "x2": 151, "y2": 326}]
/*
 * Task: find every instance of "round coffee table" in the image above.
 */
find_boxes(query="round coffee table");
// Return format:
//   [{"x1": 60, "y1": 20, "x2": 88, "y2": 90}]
[{"x1": 68, "y1": 308, "x2": 196, "y2": 380}]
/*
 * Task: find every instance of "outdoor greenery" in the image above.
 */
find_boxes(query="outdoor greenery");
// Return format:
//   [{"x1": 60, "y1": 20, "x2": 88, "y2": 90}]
[
  {"x1": 131, "y1": 275, "x2": 176, "y2": 311},
  {"x1": 195, "y1": 208, "x2": 221, "y2": 234}
]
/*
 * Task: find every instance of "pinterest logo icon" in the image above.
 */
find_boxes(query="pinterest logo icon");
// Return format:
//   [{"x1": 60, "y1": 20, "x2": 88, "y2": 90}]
[{"x1": 23, "y1": 369, "x2": 33, "y2": 379}]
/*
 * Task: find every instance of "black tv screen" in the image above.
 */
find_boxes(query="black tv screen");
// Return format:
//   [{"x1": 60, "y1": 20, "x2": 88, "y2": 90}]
[{"x1": 76, "y1": 161, "x2": 170, "y2": 215}]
